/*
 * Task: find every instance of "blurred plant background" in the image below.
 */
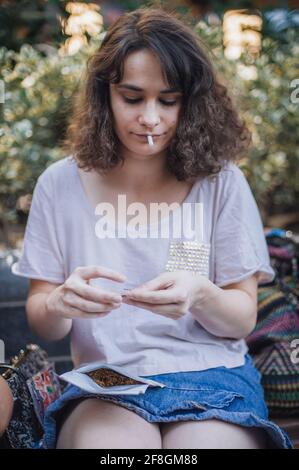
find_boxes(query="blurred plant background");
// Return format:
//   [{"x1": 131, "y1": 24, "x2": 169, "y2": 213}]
[{"x1": 0, "y1": 0, "x2": 299, "y2": 249}]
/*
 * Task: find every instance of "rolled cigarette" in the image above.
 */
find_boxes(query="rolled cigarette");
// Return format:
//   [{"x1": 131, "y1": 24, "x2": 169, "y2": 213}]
[{"x1": 147, "y1": 135, "x2": 154, "y2": 146}]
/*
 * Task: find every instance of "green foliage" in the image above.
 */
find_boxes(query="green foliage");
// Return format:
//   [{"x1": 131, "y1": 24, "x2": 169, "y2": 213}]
[
  {"x1": 236, "y1": 29, "x2": 299, "y2": 219},
  {"x1": 195, "y1": 21, "x2": 299, "y2": 220},
  {"x1": 0, "y1": 38, "x2": 102, "y2": 223},
  {"x1": 0, "y1": 0, "x2": 67, "y2": 52},
  {"x1": 0, "y1": 18, "x2": 298, "y2": 226}
]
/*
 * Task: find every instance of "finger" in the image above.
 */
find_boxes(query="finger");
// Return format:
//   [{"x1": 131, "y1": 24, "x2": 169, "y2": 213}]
[
  {"x1": 74, "y1": 265, "x2": 127, "y2": 283},
  {"x1": 62, "y1": 303, "x2": 111, "y2": 319},
  {"x1": 63, "y1": 294, "x2": 121, "y2": 313},
  {"x1": 130, "y1": 273, "x2": 173, "y2": 293},
  {"x1": 68, "y1": 281, "x2": 122, "y2": 304},
  {"x1": 125, "y1": 289, "x2": 183, "y2": 305},
  {"x1": 123, "y1": 297, "x2": 181, "y2": 317}
]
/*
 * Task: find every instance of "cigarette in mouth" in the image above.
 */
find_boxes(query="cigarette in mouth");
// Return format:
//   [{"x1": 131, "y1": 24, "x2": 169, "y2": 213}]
[{"x1": 147, "y1": 135, "x2": 154, "y2": 146}]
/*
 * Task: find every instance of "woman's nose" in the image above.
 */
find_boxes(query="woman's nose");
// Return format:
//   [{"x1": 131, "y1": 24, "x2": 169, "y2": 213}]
[{"x1": 138, "y1": 102, "x2": 161, "y2": 128}]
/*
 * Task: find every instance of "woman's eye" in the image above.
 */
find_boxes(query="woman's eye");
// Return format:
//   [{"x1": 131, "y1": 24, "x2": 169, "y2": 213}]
[{"x1": 123, "y1": 97, "x2": 177, "y2": 106}]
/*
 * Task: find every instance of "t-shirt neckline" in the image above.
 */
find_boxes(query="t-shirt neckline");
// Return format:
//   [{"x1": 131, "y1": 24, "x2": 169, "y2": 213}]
[{"x1": 73, "y1": 159, "x2": 200, "y2": 230}]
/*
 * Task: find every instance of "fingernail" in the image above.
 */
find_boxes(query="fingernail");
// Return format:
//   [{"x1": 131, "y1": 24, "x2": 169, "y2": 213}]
[
  {"x1": 127, "y1": 294, "x2": 136, "y2": 300},
  {"x1": 129, "y1": 290, "x2": 139, "y2": 296}
]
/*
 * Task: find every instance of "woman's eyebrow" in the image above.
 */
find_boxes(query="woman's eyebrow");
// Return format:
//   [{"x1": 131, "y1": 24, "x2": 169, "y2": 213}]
[{"x1": 117, "y1": 83, "x2": 180, "y2": 94}]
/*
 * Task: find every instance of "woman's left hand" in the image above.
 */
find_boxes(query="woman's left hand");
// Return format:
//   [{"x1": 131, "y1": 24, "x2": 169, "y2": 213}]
[{"x1": 122, "y1": 271, "x2": 208, "y2": 320}]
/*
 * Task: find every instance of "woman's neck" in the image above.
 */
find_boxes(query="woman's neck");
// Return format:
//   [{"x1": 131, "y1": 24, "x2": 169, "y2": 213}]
[{"x1": 103, "y1": 147, "x2": 173, "y2": 193}]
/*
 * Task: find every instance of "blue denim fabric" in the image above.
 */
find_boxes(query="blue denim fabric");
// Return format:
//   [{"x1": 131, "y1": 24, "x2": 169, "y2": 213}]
[{"x1": 43, "y1": 354, "x2": 293, "y2": 449}]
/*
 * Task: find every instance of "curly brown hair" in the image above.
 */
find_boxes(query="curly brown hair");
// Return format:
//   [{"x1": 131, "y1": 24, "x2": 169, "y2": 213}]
[{"x1": 63, "y1": 7, "x2": 251, "y2": 181}]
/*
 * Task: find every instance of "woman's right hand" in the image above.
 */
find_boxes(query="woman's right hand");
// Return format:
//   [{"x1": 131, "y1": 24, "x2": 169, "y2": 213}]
[{"x1": 45, "y1": 265, "x2": 126, "y2": 320}]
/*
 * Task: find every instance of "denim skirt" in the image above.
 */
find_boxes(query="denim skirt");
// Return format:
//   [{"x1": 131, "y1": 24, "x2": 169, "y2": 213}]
[{"x1": 42, "y1": 354, "x2": 293, "y2": 449}]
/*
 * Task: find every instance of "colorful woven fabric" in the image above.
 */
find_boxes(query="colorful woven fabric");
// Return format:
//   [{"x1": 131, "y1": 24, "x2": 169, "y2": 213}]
[
  {"x1": 252, "y1": 342, "x2": 299, "y2": 417},
  {"x1": 246, "y1": 229, "x2": 299, "y2": 417},
  {"x1": 246, "y1": 276, "x2": 299, "y2": 354}
]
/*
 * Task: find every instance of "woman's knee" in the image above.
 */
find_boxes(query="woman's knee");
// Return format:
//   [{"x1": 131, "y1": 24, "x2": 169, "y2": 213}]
[
  {"x1": 161, "y1": 419, "x2": 268, "y2": 449},
  {"x1": 57, "y1": 398, "x2": 162, "y2": 449}
]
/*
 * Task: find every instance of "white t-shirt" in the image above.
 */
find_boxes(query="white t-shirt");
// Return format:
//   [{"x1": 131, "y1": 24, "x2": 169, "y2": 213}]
[{"x1": 12, "y1": 156, "x2": 275, "y2": 376}]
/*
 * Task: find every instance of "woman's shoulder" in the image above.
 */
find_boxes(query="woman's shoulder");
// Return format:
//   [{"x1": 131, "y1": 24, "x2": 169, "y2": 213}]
[
  {"x1": 39, "y1": 154, "x2": 75, "y2": 179},
  {"x1": 37, "y1": 155, "x2": 76, "y2": 190},
  {"x1": 199, "y1": 161, "x2": 247, "y2": 193},
  {"x1": 193, "y1": 162, "x2": 251, "y2": 216},
  {"x1": 215, "y1": 161, "x2": 246, "y2": 182},
  {"x1": 210, "y1": 161, "x2": 257, "y2": 215}
]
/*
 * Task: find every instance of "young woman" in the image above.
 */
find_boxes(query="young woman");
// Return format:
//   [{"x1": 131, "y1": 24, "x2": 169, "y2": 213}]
[{"x1": 12, "y1": 8, "x2": 292, "y2": 449}]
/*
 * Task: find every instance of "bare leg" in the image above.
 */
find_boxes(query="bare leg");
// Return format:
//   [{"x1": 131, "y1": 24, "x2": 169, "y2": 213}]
[
  {"x1": 57, "y1": 398, "x2": 162, "y2": 449},
  {"x1": 160, "y1": 419, "x2": 269, "y2": 449}
]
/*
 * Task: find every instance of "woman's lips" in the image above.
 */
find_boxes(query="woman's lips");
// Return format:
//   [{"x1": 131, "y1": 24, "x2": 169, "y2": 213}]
[{"x1": 134, "y1": 133, "x2": 163, "y2": 141}]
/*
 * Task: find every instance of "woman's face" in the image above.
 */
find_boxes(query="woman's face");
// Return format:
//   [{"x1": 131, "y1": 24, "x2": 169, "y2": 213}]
[{"x1": 109, "y1": 49, "x2": 183, "y2": 160}]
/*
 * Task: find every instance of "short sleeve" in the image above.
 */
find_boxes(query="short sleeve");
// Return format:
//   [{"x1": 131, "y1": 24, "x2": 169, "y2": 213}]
[
  {"x1": 11, "y1": 171, "x2": 65, "y2": 283},
  {"x1": 213, "y1": 165, "x2": 275, "y2": 287}
]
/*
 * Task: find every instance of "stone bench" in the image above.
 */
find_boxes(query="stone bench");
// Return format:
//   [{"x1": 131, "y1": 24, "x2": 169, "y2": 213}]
[{"x1": 0, "y1": 250, "x2": 72, "y2": 374}]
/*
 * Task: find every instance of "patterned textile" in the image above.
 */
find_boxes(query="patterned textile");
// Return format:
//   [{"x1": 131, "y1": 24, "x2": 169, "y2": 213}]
[
  {"x1": 247, "y1": 276, "x2": 299, "y2": 353},
  {"x1": 0, "y1": 344, "x2": 62, "y2": 448},
  {"x1": 252, "y1": 342, "x2": 299, "y2": 417},
  {"x1": 246, "y1": 228, "x2": 299, "y2": 416}
]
